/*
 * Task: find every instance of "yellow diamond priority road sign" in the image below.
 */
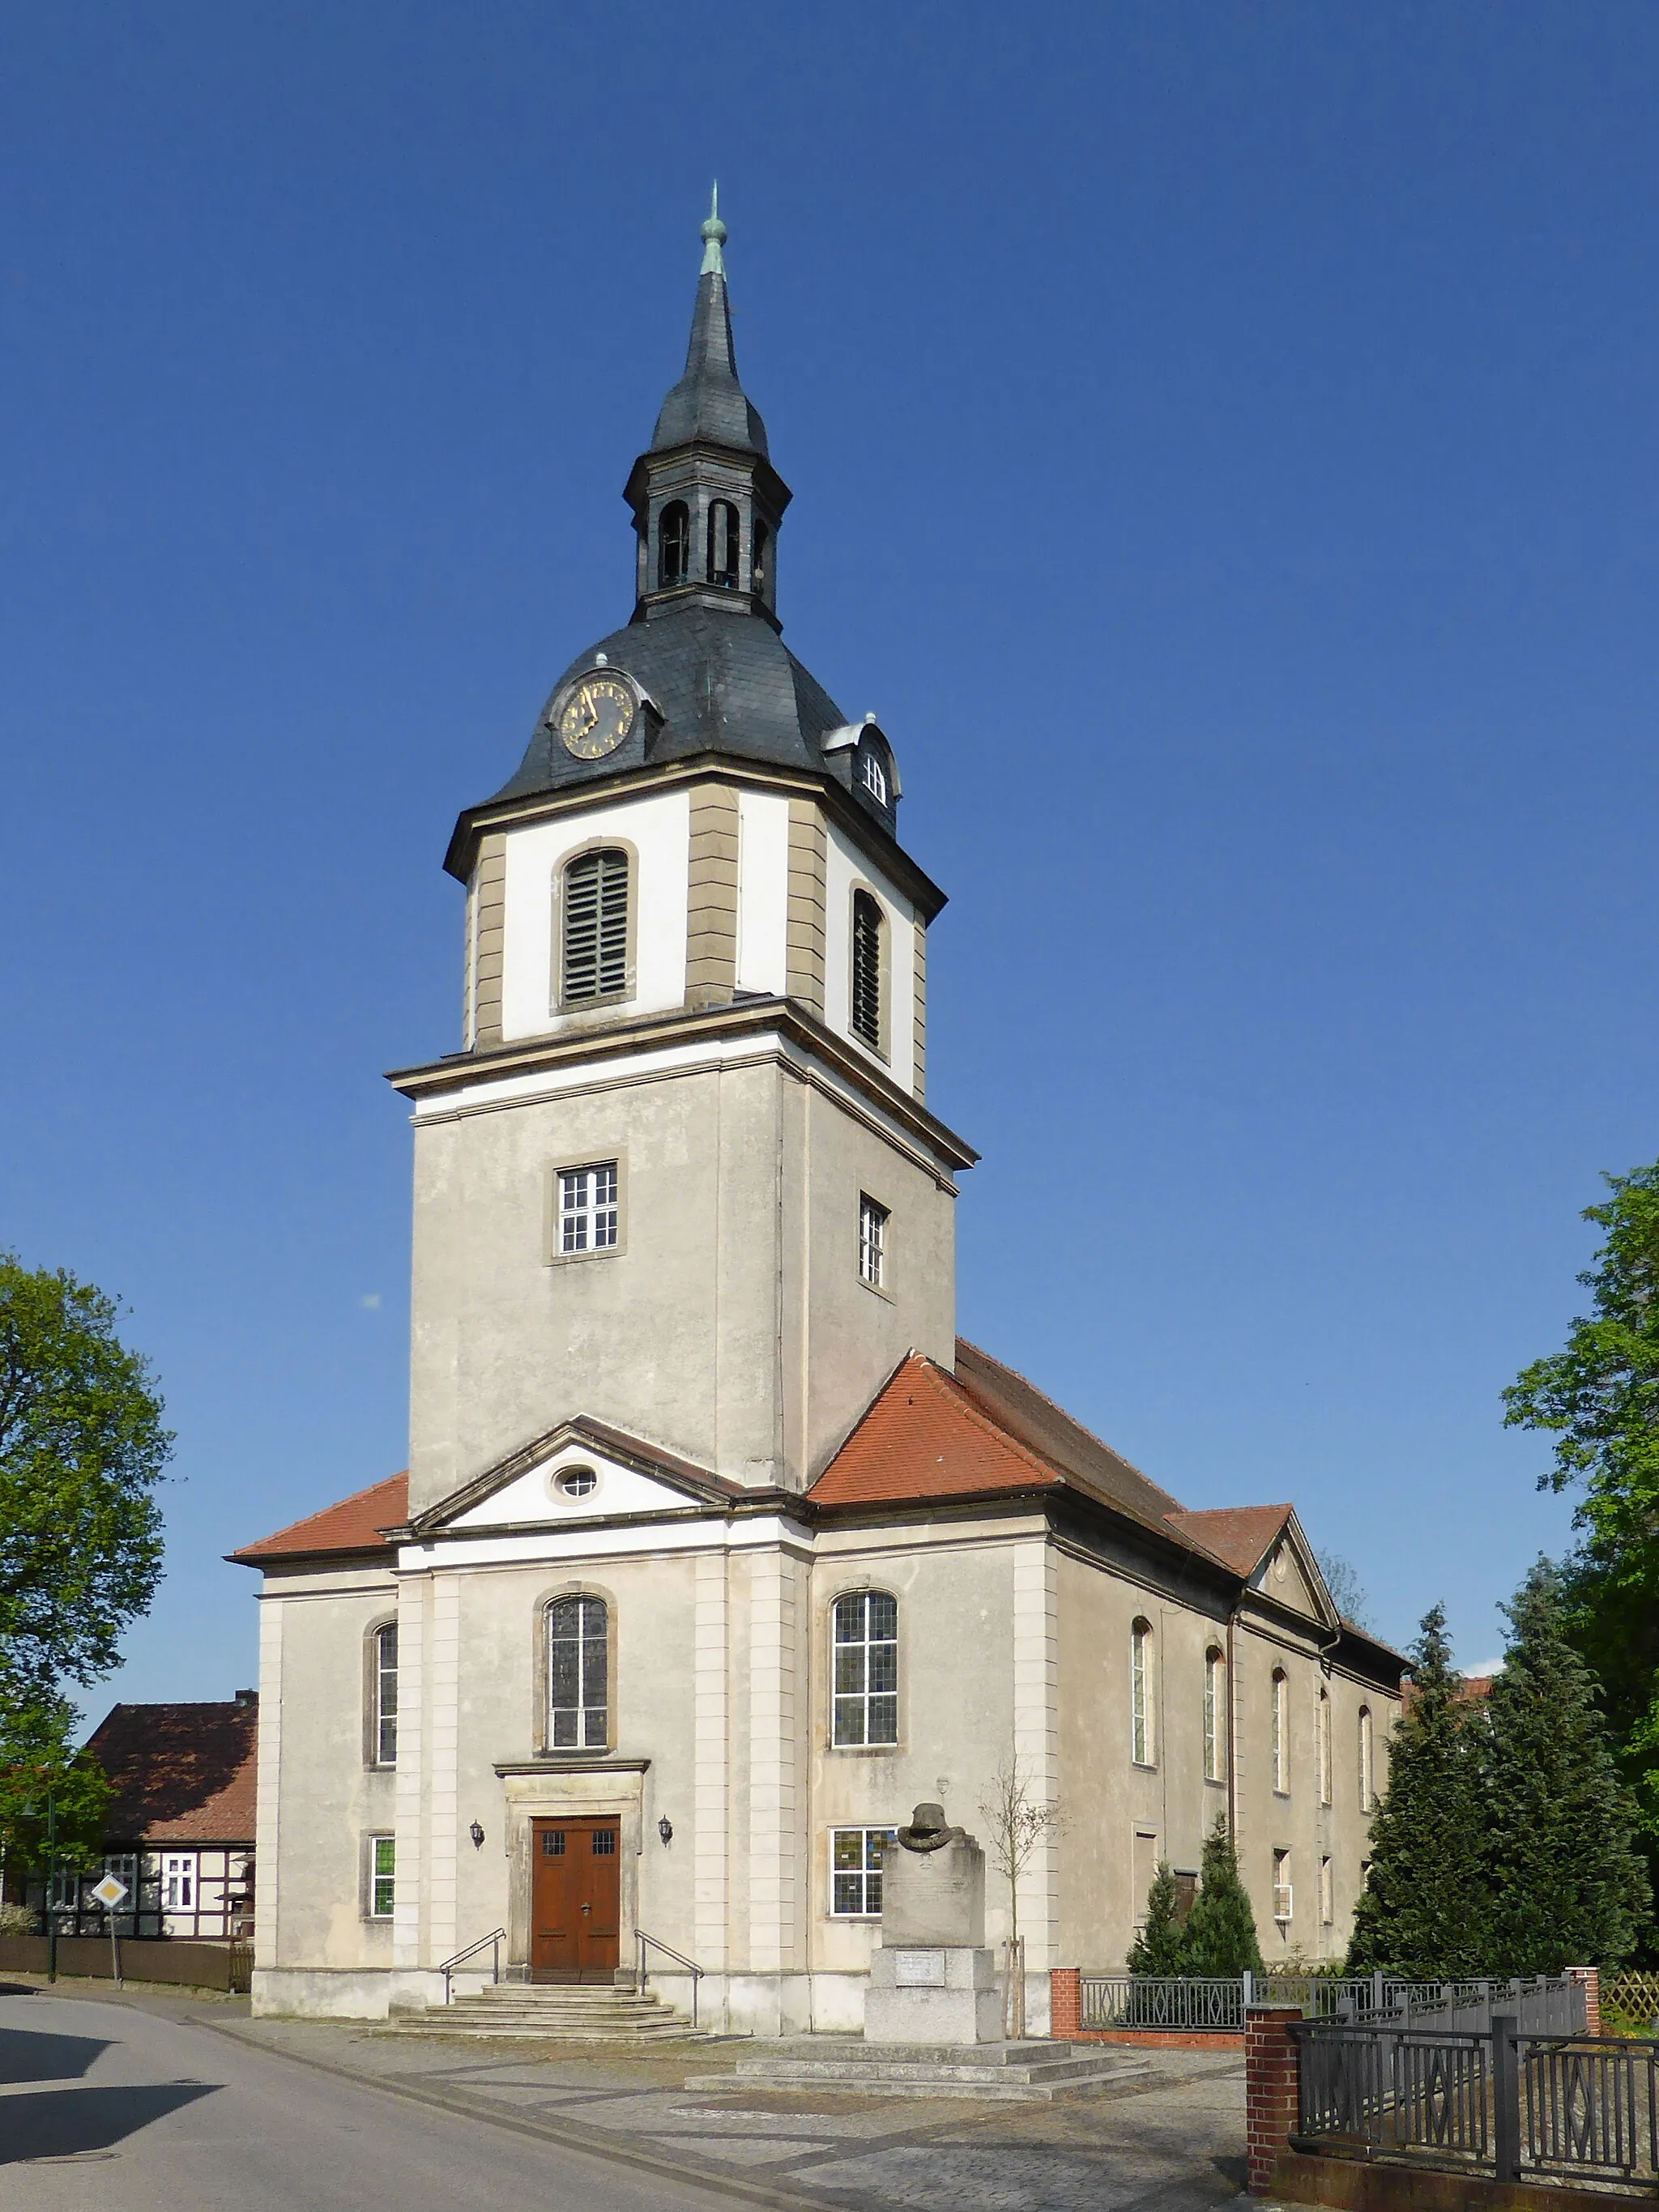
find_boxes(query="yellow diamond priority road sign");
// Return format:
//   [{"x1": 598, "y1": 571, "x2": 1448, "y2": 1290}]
[{"x1": 89, "y1": 1874, "x2": 128, "y2": 1909}]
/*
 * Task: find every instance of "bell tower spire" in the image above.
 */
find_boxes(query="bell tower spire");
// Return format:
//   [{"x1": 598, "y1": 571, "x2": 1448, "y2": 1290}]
[{"x1": 624, "y1": 195, "x2": 791, "y2": 625}]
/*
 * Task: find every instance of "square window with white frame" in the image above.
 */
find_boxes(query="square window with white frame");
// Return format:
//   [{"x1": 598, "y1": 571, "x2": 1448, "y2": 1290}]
[
  {"x1": 830, "y1": 1826, "x2": 897, "y2": 1916},
  {"x1": 859, "y1": 1194, "x2": 889, "y2": 1289},
  {"x1": 559, "y1": 1162, "x2": 619, "y2": 1255},
  {"x1": 368, "y1": 1834, "x2": 395, "y2": 1919}
]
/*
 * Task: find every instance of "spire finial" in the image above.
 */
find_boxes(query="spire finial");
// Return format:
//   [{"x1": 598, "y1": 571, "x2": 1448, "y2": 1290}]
[{"x1": 700, "y1": 181, "x2": 727, "y2": 277}]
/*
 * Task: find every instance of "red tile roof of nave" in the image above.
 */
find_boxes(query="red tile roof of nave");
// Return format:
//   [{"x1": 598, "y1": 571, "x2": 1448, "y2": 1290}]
[
  {"x1": 231, "y1": 1471, "x2": 409, "y2": 1564},
  {"x1": 808, "y1": 1352, "x2": 1068, "y2": 1509},
  {"x1": 1162, "y1": 1503, "x2": 1294, "y2": 1575},
  {"x1": 85, "y1": 1698, "x2": 258, "y2": 1844}
]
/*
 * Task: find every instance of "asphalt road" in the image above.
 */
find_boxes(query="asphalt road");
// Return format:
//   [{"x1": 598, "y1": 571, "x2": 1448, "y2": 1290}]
[{"x1": 0, "y1": 1988, "x2": 737, "y2": 2211}]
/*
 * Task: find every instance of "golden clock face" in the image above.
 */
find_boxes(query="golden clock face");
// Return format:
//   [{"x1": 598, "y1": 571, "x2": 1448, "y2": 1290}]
[{"x1": 556, "y1": 674, "x2": 636, "y2": 760}]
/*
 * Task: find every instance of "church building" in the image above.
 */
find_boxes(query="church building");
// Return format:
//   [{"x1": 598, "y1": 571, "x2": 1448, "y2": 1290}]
[{"x1": 234, "y1": 202, "x2": 1404, "y2": 2031}]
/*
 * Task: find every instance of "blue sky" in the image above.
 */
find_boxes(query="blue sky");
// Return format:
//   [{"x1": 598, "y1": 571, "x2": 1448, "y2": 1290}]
[{"x1": 2, "y1": 2, "x2": 1654, "y2": 1713}]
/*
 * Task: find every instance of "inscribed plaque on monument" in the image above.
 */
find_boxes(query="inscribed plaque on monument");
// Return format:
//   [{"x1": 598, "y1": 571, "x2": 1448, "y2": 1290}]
[{"x1": 893, "y1": 1950, "x2": 946, "y2": 1987}]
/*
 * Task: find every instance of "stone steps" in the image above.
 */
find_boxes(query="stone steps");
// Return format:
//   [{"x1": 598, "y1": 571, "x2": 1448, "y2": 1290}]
[
  {"x1": 684, "y1": 2039, "x2": 1153, "y2": 2102},
  {"x1": 392, "y1": 1984, "x2": 705, "y2": 2040}
]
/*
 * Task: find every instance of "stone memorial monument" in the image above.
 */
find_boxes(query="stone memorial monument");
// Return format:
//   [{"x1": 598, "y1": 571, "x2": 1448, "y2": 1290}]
[{"x1": 864, "y1": 1803, "x2": 1002, "y2": 2044}]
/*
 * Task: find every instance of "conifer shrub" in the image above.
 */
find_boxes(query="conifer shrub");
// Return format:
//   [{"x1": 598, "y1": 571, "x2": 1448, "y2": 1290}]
[
  {"x1": 1127, "y1": 1860, "x2": 1189, "y2": 1974},
  {"x1": 1182, "y1": 1815, "x2": 1264, "y2": 1976}
]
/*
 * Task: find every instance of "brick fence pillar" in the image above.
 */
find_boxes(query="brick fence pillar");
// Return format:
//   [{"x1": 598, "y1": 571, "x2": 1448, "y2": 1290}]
[
  {"x1": 1245, "y1": 2002, "x2": 1303, "y2": 2197},
  {"x1": 1050, "y1": 1967, "x2": 1081, "y2": 2040},
  {"x1": 1567, "y1": 1966, "x2": 1601, "y2": 2036}
]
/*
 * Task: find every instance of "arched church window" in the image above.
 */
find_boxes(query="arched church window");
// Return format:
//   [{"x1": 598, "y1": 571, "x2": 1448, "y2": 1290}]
[
  {"x1": 1204, "y1": 1647, "x2": 1226, "y2": 1782},
  {"x1": 752, "y1": 518, "x2": 769, "y2": 599},
  {"x1": 707, "y1": 500, "x2": 740, "y2": 589},
  {"x1": 1131, "y1": 1618, "x2": 1154, "y2": 1766},
  {"x1": 850, "y1": 889, "x2": 884, "y2": 1051},
  {"x1": 658, "y1": 501, "x2": 689, "y2": 589},
  {"x1": 371, "y1": 1621, "x2": 398, "y2": 1767},
  {"x1": 561, "y1": 848, "x2": 629, "y2": 1004},
  {"x1": 1318, "y1": 1687, "x2": 1332, "y2": 1805},
  {"x1": 1358, "y1": 1706, "x2": 1374, "y2": 1811},
  {"x1": 548, "y1": 1595, "x2": 608, "y2": 1750},
  {"x1": 832, "y1": 1591, "x2": 898, "y2": 1746},
  {"x1": 1272, "y1": 1668, "x2": 1290, "y2": 1792}
]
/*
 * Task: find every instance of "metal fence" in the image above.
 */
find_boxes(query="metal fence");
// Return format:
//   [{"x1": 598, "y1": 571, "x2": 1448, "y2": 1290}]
[
  {"x1": 1293, "y1": 2013, "x2": 1658, "y2": 2193},
  {"x1": 1082, "y1": 1971, "x2": 1581, "y2": 2036}
]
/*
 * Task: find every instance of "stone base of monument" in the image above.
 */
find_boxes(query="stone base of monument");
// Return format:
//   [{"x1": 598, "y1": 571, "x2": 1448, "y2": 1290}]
[
  {"x1": 864, "y1": 1943, "x2": 1001, "y2": 2044},
  {"x1": 683, "y1": 2037, "x2": 1154, "y2": 2101}
]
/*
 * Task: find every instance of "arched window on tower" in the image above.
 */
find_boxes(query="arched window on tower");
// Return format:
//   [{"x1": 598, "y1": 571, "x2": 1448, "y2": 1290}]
[
  {"x1": 561, "y1": 848, "x2": 629, "y2": 1004},
  {"x1": 658, "y1": 501, "x2": 689, "y2": 590},
  {"x1": 707, "y1": 500, "x2": 740, "y2": 589},
  {"x1": 753, "y1": 518, "x2": 770, "y2": 599},
  {"x1": 850, "y1": 889, "x2": 884, "y2": 1052}
]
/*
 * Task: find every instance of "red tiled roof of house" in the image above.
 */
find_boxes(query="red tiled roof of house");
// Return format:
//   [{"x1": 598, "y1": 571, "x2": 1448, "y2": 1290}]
[
  {"x1": 1163, "y1": 1503, "x2": 1293, "y2": 1575},
  {"x1": 810, "y1": 1351, "x2": 1066, "y2": 1508},
  {"x1": 231, "y1": 1472, "x2": 409, "y2": 1564},
  {"x1": 85, "y1": 1697, "x2": 258, "y2": 1845}
]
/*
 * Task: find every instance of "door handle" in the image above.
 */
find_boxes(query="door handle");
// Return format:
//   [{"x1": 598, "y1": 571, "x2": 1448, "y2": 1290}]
[{"x1": 581, "y1": 1904, "x2": 591, "y2": 1914}]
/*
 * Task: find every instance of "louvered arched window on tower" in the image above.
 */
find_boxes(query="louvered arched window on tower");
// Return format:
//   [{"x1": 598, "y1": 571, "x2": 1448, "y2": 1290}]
[
  {"x1": 658, "y1": 501, "x2": 689, "y2": 589},
  {"x1": 562, "y1": 849, "x2": 629, "y2": 1005},
  {"x1": 708, "y1": 500, "x2": 740, "y2": 588},
  {"x1": 851, "y1": 889, "x2": 884, "y2": 1051}
]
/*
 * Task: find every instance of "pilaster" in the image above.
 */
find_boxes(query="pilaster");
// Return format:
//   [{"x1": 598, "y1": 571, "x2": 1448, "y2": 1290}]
[
  {"x1": 471, "y1": 833, "x2": 506, "y2": 1047},
  {"x1": 693, "y1": 1552, "x2": 731, "y2": 1972},
  {"x1": 785, "y1": 799, "x2": 827, "y2": 1016},
  {"x1": 392, "y1": 1575, "x2": 427, "y2": 1971},
  {"x1": 1012, "y1": 1537, "x2": 1060, "y2": 1966},
  {"x1": 747, "y1": 1549, "x2": 803, "y2": 1975},
  {"x1": 427, "y1": 1574, "x2": 461, "y2": 1964},
  {"x1": 253, "y1": 1596, "x2": 284, "y2": 1971}
]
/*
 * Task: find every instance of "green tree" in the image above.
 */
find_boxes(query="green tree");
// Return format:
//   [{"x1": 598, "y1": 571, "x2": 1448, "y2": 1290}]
[
  {"x1": 1128, "y1": 1860, "x2": 1189, "y2": 1974},
  {"x1": 1347, "y1": 1604, "x2": 1489, "y2": 1977},
  {"x1": 0, "y1": 1686, "x2": 112, "y2": 1886},
  {"x1": 0, "y1": 1253, "x2": 171, "y2": 1699},
  {"x1": 1503, "y1": 1165, "x2": 1659, "y2": 1891},
  {"x1": 1481, "y1": 1561, "x2": 1649, "y2": 1971},
  {"x1": 1182, "y1": 1816, "x2": 1263, "y2": 1976}
]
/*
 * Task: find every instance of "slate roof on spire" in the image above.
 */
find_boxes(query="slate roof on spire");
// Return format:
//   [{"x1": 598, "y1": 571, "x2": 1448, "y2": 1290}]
[{"x1": 650, "y1": 194, "x2": 770, "y2": 458}]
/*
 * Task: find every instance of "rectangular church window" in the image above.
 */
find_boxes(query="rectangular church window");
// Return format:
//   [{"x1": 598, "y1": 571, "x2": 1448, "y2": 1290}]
[
  {"x1": 561, "y1": 1164, "x2": 619, "y2": 1254},
  {"x1": 368, "y1": 1835, "x2": 395, "y2": 1919},
  {"x1": 859, "y1": 1195, "x2": 888, "y2": 1290},
  {"x1": 830, "y1": 1827, "x2": 896, "y2": 1916},
  {"x1": 832, "y1": 1590, "x2": 898, "y2": 1746},
  {"x1": 548, "y1": 1594, "x2": 608, "y2": 1750}
]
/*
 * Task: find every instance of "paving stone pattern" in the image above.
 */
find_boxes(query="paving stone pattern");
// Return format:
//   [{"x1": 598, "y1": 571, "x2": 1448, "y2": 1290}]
[{"x1": 225, "y1": 2018, "x2": 1248, "y2": 2212}]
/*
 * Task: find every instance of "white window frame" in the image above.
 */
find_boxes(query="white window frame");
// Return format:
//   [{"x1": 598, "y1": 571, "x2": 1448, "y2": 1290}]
[
  {"x1": 547, "y1": 1593, "x2": 610, "y2": 1751},
  {"x1": 1131, "y1": 1620, "x2": 1154, "y2": 1767},
  {"x1": 858, "y1": 1194, "x2": 889, "y2": 1291},
  {"x1": 1203, "y1": 1647, "x2": 1226, "y2": 1783},
  {"x1": 1317, "y1": 1687, "x2": 1332, "y2": 1806},
  {"x1": 373, "y1": 1620, "x2": 399, "y2": 1768},
  {"x1": 831, "y1": 1590, "x2": 899, "y2": 1747},
  {"x1": 1319, "y1": 1854, "x2": 1334, "y2": 1926},
  {"x1": 829, "y1": 1826, "x2": 897, "y2": 1916},
  {"x1": 367, "y1": 1834, "x2": 395, "y2": 1920},
  {"x1": 161, "y1": 1851, "x2": 198, "y2": 1913},
  {"x1": 860, "y1": 750, "x2": 889, "y2": 805},
  {"x1": 1273, "y1": 1848, "x2": 1293, "y2": 1924},
  {"x1": 1358, "y1": 1706, "x2": 1375, "y2": 1812},
  {"x1": 1272, "y1": 1668, "x2": 1289, "y2": 1794},
  {"x1": 559, "y1": 1162, "x2": 620, "y2": 1255}
]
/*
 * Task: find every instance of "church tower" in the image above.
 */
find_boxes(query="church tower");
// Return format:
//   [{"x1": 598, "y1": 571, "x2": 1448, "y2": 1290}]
[{"x1": 390, "y1": 200, "x2": 976, "y2": 1518}]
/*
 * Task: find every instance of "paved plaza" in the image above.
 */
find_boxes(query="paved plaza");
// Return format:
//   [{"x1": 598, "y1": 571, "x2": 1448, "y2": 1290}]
[{"x1": 0, "y1": 1978, "x2": 1248, "y2": 2212}]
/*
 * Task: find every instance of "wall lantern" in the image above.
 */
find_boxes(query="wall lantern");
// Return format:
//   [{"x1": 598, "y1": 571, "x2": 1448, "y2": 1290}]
[
  {"x1": 469, "y1": 1821, "x2": 485, "y2": 1850},
  {"x1": 657, "y1": 1816, "x2": 673, "y2": 1848}
]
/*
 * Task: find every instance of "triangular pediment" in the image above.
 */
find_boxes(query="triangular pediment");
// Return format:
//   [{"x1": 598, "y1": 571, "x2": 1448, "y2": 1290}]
[
  {"x1": 412, "y1": 1418, "x2": 737, "y2": 1537},
  {"x1": 1248, "y1": 1511, "x2": 1340, "y2": 1630}
]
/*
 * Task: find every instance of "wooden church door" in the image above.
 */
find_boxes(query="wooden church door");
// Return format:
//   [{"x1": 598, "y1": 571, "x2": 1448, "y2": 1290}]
[{"x1": 530, "y1": 1818, "x2": 621, "y2": 1982}]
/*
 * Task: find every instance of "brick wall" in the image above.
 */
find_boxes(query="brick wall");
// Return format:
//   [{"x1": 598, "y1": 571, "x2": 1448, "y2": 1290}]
[
  {"x1": 1245, "y1": 2002, "x2": 1303, "y2": 2197},
  {"x1": 1567, "y1": 1965, "x2": 1601, "y2": 2036},
  {"x1": 1050, "y1": 1967, "x2": 1081, "y2": 2040}
]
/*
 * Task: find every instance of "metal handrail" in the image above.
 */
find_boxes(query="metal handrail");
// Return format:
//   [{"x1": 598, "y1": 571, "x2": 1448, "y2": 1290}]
[
  {"x1": 634, "y1": 1926, "x2": 704, "y2": 2031},
  {"x1": 438, "y1": 1925, "x2": 505, "y2": 2005}
]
